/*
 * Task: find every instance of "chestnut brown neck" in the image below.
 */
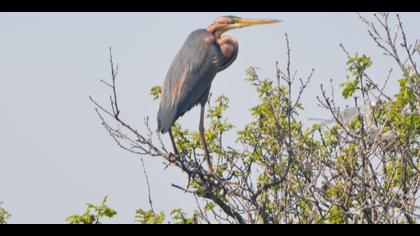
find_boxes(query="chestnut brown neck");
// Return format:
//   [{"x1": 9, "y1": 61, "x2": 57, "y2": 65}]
[{"x1": 206, "y1": 24, "x2": 225, "y2": 39}]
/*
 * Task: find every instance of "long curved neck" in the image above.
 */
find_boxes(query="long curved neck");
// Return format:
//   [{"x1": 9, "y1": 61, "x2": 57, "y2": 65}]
[
  {"x1": 216, "y1": 35, "x2": 239, "y2": 72},
  {"x1": 206, "y1": 24, "x2": 239, "y2": 71},
  {"x1": 207, "y1": 24, "x2": 225, "y2": 39}
]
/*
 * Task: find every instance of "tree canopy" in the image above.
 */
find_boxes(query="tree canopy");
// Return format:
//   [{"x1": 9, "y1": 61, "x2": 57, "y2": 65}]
[{"x1": 2, "y1": 12, "x2": 418, "y2": 225}]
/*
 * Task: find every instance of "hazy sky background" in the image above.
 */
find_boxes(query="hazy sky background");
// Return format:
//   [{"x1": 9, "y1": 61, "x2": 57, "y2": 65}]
[{"x1": 0, "y1": 12, "x2": 418, "y2": 224}]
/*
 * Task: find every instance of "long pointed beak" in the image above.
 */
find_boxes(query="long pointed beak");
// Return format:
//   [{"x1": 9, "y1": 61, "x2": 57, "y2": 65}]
[{"x1": 234, "y1": 18, "x2": 281, "y2": 28}]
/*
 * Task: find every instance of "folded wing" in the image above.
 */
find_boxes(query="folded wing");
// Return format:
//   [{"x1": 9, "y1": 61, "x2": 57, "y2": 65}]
[{"x1": 158, "y1": 29, "x2": 221, "y2": 133}]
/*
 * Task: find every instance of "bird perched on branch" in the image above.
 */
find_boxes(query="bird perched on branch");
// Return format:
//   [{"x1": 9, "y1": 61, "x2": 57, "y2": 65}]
[
  {"x1": 309, "y1": 99, "x2": 382, "y2": 128},
  {"x1": 157, "y1": 16, "x2": 281, "y2": 173},
  {"x1": 310, "y1": 99, "x2": 399, "y2": 143}
]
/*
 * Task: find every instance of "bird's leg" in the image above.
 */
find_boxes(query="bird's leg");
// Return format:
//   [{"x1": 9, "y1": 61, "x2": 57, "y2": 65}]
[
  {"x1": 169, "y1": 127, "x2": 179, "y2": 158},
  {"x1": 199, "y1": 104, "x2": 214, "y2": 174}
]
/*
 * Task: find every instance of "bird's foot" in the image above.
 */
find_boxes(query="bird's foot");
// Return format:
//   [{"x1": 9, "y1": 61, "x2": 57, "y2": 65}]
[
  {"x1": 164, "y1": 153, "x2": 178, "y2": 169},
  {"x1": 169, "y1": 152, "x2": 178, "y2": 162}
]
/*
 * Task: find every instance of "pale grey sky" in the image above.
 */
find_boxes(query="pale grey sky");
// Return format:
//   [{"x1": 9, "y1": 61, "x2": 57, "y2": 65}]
[{"x1": 0, "y1": 12, "x2": 418, "y2": 224}]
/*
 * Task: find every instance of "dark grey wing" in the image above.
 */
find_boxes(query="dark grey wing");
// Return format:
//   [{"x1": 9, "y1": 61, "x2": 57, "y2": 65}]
[{"x1": 158, "y1": 29, "x2": 221, "y2": 133}]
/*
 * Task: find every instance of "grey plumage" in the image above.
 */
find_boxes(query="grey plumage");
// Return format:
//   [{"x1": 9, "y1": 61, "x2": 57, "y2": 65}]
[
  {"x1": 156, "y1": 16, "x2": 281, "y2": 174},
  {"x1": 158, "y1": 30, "x2": 224, "y2": 133},
  {"x1": 158, "y1": 29, "x2": 240, "y2": 133},
  {"x1": 309, "y1": 99, "x2": 400, "y2": 143},
  {"x1": 309, "y1": 99, "x2": 380, "y2": 128}
]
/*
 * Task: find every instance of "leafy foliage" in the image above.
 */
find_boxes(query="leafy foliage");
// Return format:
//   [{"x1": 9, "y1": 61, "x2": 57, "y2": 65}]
[
  {"x1": 170, "y1": 209, "x2": 195, "y2": 224},
  {"x1": 135, "y1": 209, "x2": 166, "y2": 224},
  {"x1": 0, "y1": 202, "x2": 11, "y2": 224},
  {"x1": 150, "y1": 86, "x2": 162, "y2": 101},
  {"x1": 89, "y1": 13, "x2": 419, "y2": 224},
  {"x1": 66, "y1": 198, "x2": 197, "y2": 224},
  {"x1": 66, "y1": 196, "x2": 117, "y2": 224},
  {"x1": 340, "y1": 53, "x2": 373, "y2": 99},
  {"x1": 134, "y1": 208, "x2": 195, "y2": 224}
]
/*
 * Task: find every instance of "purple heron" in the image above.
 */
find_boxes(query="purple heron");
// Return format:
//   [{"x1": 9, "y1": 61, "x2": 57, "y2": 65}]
[{"x1": 157, "y1": 16, "x2": 281, "y2": 173}]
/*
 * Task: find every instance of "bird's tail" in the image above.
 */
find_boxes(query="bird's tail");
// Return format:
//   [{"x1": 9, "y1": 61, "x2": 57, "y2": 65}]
[
  {"x1": 308, "y1": 117, "x2": 335, "y2": 126},
  {"x1": 308, "y1": 118, "x2": 332, "y2": 122},
  {"x1": 157, "y1": 105, "x2": 176, "y2": 134}
]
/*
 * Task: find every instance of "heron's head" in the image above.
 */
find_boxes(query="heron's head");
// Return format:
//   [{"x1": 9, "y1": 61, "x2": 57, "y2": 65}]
[
  {"x1": 207, "y1": 16, "x2": 281, "y2": 38},
  {"x1": 369, "y1": 98, "x2": 383, "y2": 108}
]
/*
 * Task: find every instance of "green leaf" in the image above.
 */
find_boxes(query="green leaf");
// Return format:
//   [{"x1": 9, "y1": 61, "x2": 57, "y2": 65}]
[
  {"x1": 170, "y1": 209, "x2": 194, "y2": 224},
  {"x1": 340, "y1": 78, "x2": 359, "y2": 99},
  {"x1": 66, "y1": 196, "x2": 117, "y2": 224},
  {"x1": 150, "y1": 86, "x2": 162, "y2": 101},
  {"x1": 0, "y1": 202, "x2": 11, "y2": 224},
  {"x1": 135, "y1": 209, "x2": 166, "y2": 224},
  {"x1": 328, "y1": 205, "x2": 346, "y2": 224}
]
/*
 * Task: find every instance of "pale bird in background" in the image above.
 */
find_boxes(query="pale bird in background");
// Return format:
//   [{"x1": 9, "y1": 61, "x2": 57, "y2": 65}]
[
  {"x1": 309, "y1": 99, "x2": 381, "y2": 128},
  {"x1": 309, "y1": 99, "x2": 399, "y2": 143}
]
